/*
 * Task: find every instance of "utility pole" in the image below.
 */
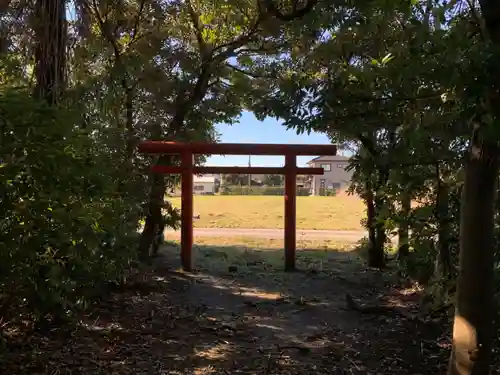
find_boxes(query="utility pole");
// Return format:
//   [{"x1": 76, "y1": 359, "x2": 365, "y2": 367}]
[{"x1": 248, "y1": 155, "x2": 252, "y2": 188}]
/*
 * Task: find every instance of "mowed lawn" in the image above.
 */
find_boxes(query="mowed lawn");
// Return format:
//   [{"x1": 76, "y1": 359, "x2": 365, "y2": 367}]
[{"x1": 169, "y1": 192, "x2": 365, "y2": 231}]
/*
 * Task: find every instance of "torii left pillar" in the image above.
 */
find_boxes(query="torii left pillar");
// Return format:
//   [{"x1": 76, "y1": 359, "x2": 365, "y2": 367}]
[{"x1": 180, "y1": 151, "x2": 193, "y2": 269}]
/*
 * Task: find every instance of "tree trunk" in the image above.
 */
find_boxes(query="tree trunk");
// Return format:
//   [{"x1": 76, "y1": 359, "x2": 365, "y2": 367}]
[
  {"x1": 373, "y1": 193, "x2": 386, "y2": 265},
  {"x1": 116, "y1": 84, "x2": 136, "y2": 196},
  {"x1": 124, "y1": 83, "x2": 135, "y2": 161},
  {"x1": 397, "y1": 193, "x2": 411, "y2": 258},
  {"x1": 436, "y1": 182, "x2": 451, "y2": 278},
  {"x1": 138, "y1": 169, "x2": 166, "y2": 260},
  {"x1": 137, "y1": 61, "x2": 212, "y2": 259},
  {"x1": 447, "y1": 1, "x2": 500, "y2": 373},
  {"x1": 447, "y1": 134, "x2": 498, "y2": 375},
  {"x1": 365, "y1": 181, "x2": 385, "y2": 268},
  {"x1": 33, "y1": 0, "x2": 66, "y2": 104}
]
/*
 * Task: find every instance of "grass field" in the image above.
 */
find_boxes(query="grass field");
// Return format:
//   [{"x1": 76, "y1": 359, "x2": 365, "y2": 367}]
[{"x1": 169, "y1": 191, "x2": 365, "y2": 231}]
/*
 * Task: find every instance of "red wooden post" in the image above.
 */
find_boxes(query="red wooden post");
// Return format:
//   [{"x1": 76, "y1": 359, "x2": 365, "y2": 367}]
[
  {"x1": 181, "y1": 151, "x2": 193, "y2": 271},
  {"x1": 284, "y1": 154, "x2": 297, "y2": 271}
]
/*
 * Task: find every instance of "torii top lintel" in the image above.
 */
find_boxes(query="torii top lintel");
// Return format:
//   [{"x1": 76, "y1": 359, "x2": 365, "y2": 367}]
[{"x1": 137, "y1": 141, "x2": 337, "y2": 156}]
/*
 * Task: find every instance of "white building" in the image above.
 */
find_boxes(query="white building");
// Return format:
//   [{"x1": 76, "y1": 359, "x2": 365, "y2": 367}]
[{"x1": 193, "y1": 175, "x2": 217, "y2": 195}]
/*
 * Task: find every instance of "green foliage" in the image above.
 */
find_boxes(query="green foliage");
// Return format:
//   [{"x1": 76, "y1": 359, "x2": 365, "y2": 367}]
[
  {"x1": 220, "y1": 185, "x2": 311, "y2": 196},
  {"x1": 318, "y1": 188, "x2": 337, "y2": 197},
  {"x1": 263, "y1": 174, "x2": 284, "y2": 186},
  {"x1": 0, "y1": 89, "x2": 145, "y2": 322}
]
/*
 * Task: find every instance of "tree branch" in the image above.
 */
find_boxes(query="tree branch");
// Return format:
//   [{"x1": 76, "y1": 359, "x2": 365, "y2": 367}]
[
  {"x1": 82, "y1": 0, "x2": 121, "y2": 61},
  {"x1": 131, "y1": 0, "x2": 146, "y2": 41},
  {"x1": 168, "y1": 0, "x2": 320, "y2": 137},
  {"x1": 262, "y1": 0, "x2": 319, "y2": 21},
  {"x1": 212, "y1": 22, "x2": 263, "y2": 58},
  {"x1": 170, "y1": 61, "x2": 213, "y2": 133},
  {"x1": 357, "y1": 133, "x2": 380, "y2": 157},
  {"x1": 226, "y1": 63, "x2": 270, "y2": 78},
  {"x1": 186, "y1": 0, "x2": 211, "y2": 60}
]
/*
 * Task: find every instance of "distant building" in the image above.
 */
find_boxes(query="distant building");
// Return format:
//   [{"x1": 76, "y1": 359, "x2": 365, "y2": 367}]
[
  {"x1": 307, "y1": 155, "x2": 353, "y2": 195},
  {"x1": 249, "y1": 174, "x2": 264, "y2": 185},
  {"x1": 296, "y1": 175, "x2": 310, "y2": 189},
  {"x1": 193, "y1": 175, "x2": 218, "y2": 195}
]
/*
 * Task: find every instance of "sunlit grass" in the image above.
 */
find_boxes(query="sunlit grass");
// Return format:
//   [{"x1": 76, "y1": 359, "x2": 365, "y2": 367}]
[
  {"x1": 163, "y1": 236, "x2": 361, "y2": 273},
  {"x1": 169, "y1": 192, "x2": 365, "y2": 231}
]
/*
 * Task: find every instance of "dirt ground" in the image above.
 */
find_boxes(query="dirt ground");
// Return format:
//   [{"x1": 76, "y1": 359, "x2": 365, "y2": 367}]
[{"x1": 2, "y1": 243, "x2": 453, "y2": 375}]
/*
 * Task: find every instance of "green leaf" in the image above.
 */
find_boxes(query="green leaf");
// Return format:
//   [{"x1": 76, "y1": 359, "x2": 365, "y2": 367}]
[{"x1": 381, "y1": 53, "x2": 394, "y2": 65}]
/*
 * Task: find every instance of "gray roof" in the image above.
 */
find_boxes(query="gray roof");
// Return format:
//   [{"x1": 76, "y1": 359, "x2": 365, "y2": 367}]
[{"x1": 307, "y1": 155, "x2": 350, "y2": 164}]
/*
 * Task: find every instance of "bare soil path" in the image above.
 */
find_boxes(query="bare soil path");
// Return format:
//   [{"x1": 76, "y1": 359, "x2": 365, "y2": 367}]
[{"x1": 2, "y1": 244, "x2": 449, "y2": 375}]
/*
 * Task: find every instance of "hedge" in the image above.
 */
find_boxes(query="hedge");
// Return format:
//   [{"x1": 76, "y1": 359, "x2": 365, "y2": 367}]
[{"x1": 220, "y1": 185, "x2": 311, "y2": 196}]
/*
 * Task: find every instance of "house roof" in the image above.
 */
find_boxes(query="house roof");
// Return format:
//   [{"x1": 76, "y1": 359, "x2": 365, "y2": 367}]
[
  {"x1": 307, "y1": 155, "x2": 350, "y2": 164},
  {"x1": 194, "y1": 175, "x2": 216, "y2": 183}
]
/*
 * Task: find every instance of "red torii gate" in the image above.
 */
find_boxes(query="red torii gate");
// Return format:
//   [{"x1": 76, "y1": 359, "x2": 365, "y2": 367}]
[{"x1": 138, "y1": 141, "x2": 337, "y2": 271}]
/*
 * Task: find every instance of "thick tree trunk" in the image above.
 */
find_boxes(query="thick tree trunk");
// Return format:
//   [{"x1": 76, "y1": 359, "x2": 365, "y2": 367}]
[
  {"x1": 397, "y1": 194, "x2": 411, "y2": 258},
  {"x1": 436, "y1": 182, "x2": 451, "y2": 278},
  {"x1": 33, "y1": 0, "x2": 66, "y2": 104},
  {"x1": 447, "y1": 138, "x2": 498, "y2": 375},
  {"x1": 138, "y1": 170, "x2": 166, "y2": 260},
  {"x1": 447, "y1": 1, "x2": 500, "y2": 374},
  {"x1": 365, "y1": 185, "x2": 376, "y2": 245}
]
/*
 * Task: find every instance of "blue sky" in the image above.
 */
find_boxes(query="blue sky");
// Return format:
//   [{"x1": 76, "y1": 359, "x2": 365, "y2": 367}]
[{"x1": 207, "y1": 111, "x2": 330, "y2": 167}]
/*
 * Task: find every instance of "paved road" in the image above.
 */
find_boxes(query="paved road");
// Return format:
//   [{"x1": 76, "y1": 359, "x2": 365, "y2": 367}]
[{"x1": 166, "y1": 227, "x2": 368, "y2": 242}]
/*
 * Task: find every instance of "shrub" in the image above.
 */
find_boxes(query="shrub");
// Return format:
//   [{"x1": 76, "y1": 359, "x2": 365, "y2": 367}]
[
  {"x1": 0, "y1": 89, "x2": 145, "y2": 323},
  {"x1": 318, "y1": 188, "x2": 337, "y2": 196}
]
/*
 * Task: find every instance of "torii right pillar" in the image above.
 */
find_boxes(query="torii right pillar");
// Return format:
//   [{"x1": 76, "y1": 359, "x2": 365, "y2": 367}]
[{"x1": 284, "y1": 154, "x2": 297, "y2": 271}]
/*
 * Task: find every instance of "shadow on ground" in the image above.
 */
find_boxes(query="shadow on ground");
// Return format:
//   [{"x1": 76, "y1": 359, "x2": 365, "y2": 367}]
[{"x1": 2, "y1": 242, "x2": 454, "y2": 375}]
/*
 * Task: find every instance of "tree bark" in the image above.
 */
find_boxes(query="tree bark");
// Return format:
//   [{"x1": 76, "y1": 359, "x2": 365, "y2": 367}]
[
  {"x1": 123, "y1": 83, "x2": 136, "y2": 162},
  {"x1": 365, "y1": 185, "x2": 376, "y2": 249},
  {"x1": 447, "y1": 135, "x2": 498, "y2": 375},
  {"x1": 447, "y1": 1, "x2": 500, "y2": 374},
  {"x1": 33, "y1": 0, "x2": 66, "y2": 104},
  {"x1": 138, "y1": 170, "x2": 166, "y2": 260},
  {"x1": 373, "y1": 193, "x2": 387, "y2": 262},
  {"x1": 365, "y1": 181, "x2": 385, "y2": 268}
]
